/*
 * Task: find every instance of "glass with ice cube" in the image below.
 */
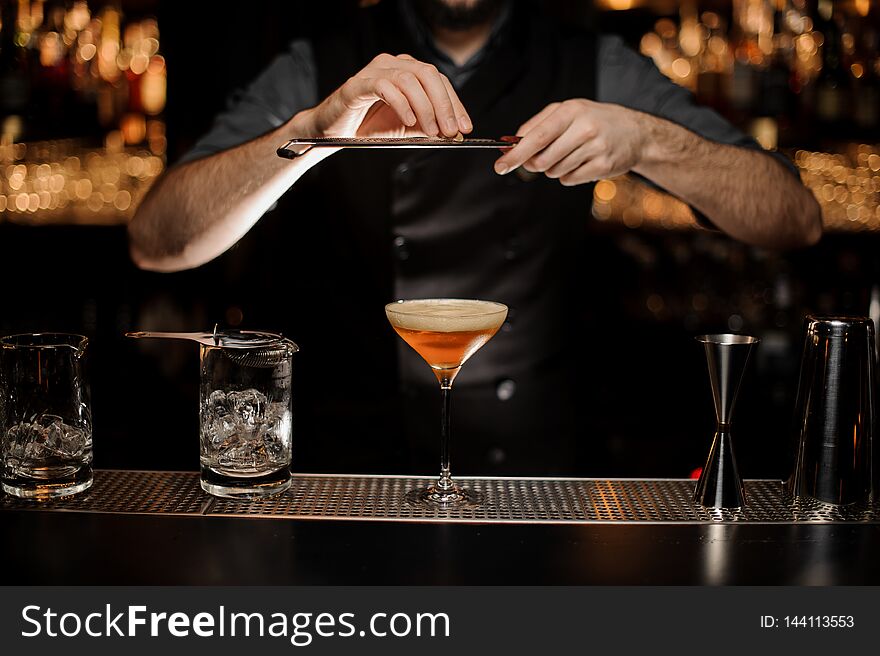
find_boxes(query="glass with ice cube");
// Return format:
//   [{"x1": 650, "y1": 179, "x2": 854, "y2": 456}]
[
  {"x1": 1, "y1": 333, "x2": 93, "y2": 499},
  {"x1": 199, "y1": 335, "x2": 298, "y2": 498}
]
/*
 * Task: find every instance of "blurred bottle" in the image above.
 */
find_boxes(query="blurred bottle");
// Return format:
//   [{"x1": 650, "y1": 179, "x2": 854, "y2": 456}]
[
  {"x1": 0, "y1": 0, "x2": 31, "y2": 143},
  {"x1": 728, "y1": 3, "x2": 759, "y2": 114},
  {"x1": 754, "y1": 2, "x2": 793, "y2": 147},
  {"x1": 852, "y1": 26, "x2": 880, "y2": 134},
  {"x1": 34, "y1": 0, "x2": 76, "y2": 140},
  {"x1": 696, "y1": 11, "x2": 731, "y2": 114},
  {"x1": 758, "y1": 2, "x2": 793, "y2": 118},
  {"x1": 814, "y1": 0, "x2": 847, "y2": 132}
]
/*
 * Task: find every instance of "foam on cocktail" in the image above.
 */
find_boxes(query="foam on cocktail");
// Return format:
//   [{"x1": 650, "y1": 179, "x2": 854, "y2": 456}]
[{"x1": 385, "y1": 299, "x2": 507, "y2": 333}]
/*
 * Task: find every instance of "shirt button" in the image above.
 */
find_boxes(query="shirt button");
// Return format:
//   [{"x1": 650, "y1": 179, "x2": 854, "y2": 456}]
[
  {"x1": 496, "y1": 378, "x2": 516, "y2": 401},
  {"x1": 392, "y1": 236, "x2": 410, "y2": 261}
]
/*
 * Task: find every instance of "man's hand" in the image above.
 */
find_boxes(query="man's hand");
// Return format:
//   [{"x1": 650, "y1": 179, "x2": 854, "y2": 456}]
[
  {"x1": 299, "y1": 53, "x2": 473, "y2": 139},
  {"x1": 492, "y1": 97, "x2": 822, "y2": 249},
  {"x1": 129, "y1": 53, "x2": 475, "y2": 271},
  {"x1": 493, "y1": 99, "x2": 643, "y2": 184}
]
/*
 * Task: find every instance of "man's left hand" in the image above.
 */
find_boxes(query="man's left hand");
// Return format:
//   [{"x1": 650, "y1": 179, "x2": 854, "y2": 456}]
[{"x1": 494, "y1": 99, "x2": 645, "y2": 185}]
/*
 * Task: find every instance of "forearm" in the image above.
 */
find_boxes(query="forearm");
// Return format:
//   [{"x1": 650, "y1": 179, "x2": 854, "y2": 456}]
[
  {"x1": 128, "y1": 110, "x2": 333, "y2": 272},
  {"x1": 632, "y1": 114, "x2": 822, "y2": 249}
]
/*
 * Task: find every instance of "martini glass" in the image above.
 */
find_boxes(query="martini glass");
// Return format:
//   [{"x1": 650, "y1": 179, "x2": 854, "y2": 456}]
[{"x1": 385, "y1": 298, "x2": 508, "y2": 507}]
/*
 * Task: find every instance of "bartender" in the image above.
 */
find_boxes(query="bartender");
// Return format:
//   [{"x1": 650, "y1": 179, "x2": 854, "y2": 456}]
[{"x1": 128, "y1": 0, "x2": 821, "y2": 475}]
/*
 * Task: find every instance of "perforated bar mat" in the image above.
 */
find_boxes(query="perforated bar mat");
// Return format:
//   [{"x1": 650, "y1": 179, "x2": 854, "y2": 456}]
[
  {"x1": 2, "y1": 471, "x2": 879, "y2": 524},
  {"x1": 1, "y1": 470, "x2": 208, "y2": 515}
]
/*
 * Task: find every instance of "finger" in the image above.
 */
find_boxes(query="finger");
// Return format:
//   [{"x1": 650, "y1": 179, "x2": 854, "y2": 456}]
[
  {"x1": 523, "y1": 129, "x2": 587, "y2": 173},
  {"x1": 516, "y1": 102, "x2": 560, "y2": 136},
  {"x1": 544, "y1": 143, "x2": 595, "y2": 179},
  {"x1": 440, "y1": 75, "x2": 473, "y2": 133},
  {"x1": 374, "y1": 78, "x2": 417, "y2": 126},
  {"x1": 559, "y1": 161, "x2": 606, "y2": 186},
  {"x1": 387, "y1": 57, "x2": 463, "y2": 136},
  {"x1": 408, "y1": 63, "x2": 459, "y2": 136},
  {"x1": 394, "y1": 70, "x2": 439, "y2": 136},
  {"x1": 494, "y1": 113, "x2": 569, "y2": 174}
]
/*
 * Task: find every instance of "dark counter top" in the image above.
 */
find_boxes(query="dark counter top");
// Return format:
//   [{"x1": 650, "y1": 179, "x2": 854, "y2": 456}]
[
  {"x1": 2, "y1": 471, "x2": 879, "y2": 585},
  {"x1": 3, "y1": 511, "x2": 880, "y2": 585}
]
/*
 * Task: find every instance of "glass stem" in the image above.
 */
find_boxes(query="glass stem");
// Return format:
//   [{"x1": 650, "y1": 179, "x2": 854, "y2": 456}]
[{"x1": 437, "y1": 380, "x2": 454, "y2": 493}]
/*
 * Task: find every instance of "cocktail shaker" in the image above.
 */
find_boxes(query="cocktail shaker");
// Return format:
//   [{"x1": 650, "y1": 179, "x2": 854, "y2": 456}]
[{"x1": 786, "y1": 316, "x2": 876, "y2": 506}]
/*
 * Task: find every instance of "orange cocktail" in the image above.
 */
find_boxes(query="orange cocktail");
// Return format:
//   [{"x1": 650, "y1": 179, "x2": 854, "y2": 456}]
[{"x1": 385, "y1": 299, "x2": 507, "y2": 506}]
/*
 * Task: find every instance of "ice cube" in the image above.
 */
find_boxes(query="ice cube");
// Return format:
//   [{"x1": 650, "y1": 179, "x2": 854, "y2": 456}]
[
  {"x1": 226, "y1": 389, "x2": 267, "y2": 425},
  {"x1": 218, "y1": 433, "x2": 270, "y2": 469},
  {"x1": 209, "y1": 416, "x2": 236, "y2": 446},
  {"x1": 4, "y1": 422, "x2": 37, "y2": 459},
  {"x1": 42, "y1": 415, "x2": 67, "y2": 451},
  {"x1": 201, "y1": 389, "x2": 289, "y2": 471},
  {"x1": 59, "y1": 426, "x2": 87, "y2": 459},
  {"x1": 4, "y1": 416, "x2": 87, "y2": 461},
  {"x1": 37, "y1": 414, "x2": 86, "y2": 458},
  {"x1": 205, "y1": 389, "x2": 229, "y2": 415}
]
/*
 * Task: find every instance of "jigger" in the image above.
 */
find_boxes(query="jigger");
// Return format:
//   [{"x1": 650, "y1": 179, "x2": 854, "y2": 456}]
[{"x1": 694, "y1": 334, "x2": 760, "y2": 509}]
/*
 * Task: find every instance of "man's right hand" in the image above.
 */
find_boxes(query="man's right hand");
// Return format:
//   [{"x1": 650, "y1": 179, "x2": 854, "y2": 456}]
[
  {"x1": 297, "y1": 53, "x2": 473, "y2": 139},
  {"x1": 130, "y1": 55, "x2": 473, "y2": 272}
]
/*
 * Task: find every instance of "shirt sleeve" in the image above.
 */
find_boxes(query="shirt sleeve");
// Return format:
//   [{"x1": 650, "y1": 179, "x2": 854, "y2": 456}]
[
  {"x1": 177, "y1": 39, "x2": 320, "y2": 165},
  {"x1": 595, "y1": 34, "x2": 799, "y2": 225}
]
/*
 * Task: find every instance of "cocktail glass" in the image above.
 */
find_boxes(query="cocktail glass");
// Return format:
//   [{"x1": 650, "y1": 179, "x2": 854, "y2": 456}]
[{"x1": 385, "y1": 298, "x2": 508, "y2": 506}]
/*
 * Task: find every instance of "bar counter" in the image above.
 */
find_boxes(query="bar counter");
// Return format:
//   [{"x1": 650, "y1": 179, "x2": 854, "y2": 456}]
[{"x1": 2, "y1": 470, "x2": 880, "y2": 585}]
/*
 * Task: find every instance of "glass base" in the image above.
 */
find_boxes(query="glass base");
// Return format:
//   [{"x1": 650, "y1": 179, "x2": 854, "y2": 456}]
[
  {"x1": 2, "y1": 468, "x2": 93, "y2": 500},
  {"x1": 200, "y1": 466, "x2": 290, "y2": 499},
  {"x1": 405, "y1": 484, "x2": 483, "y2": 507}
]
